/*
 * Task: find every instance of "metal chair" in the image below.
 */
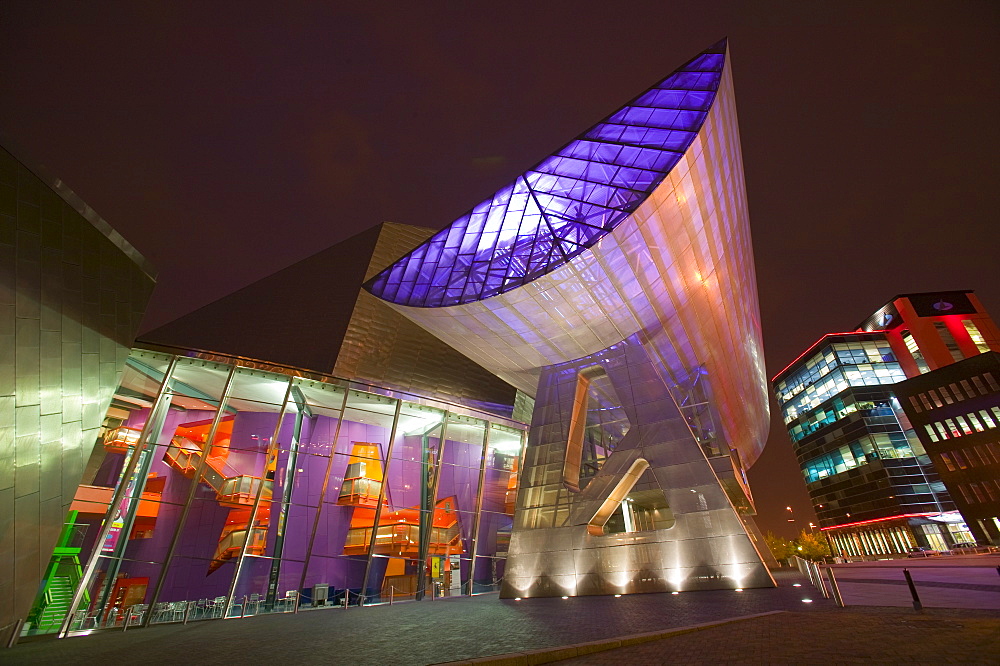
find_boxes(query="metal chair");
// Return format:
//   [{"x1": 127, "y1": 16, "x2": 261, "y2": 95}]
[
  {"x1": 125, "y1": 604, "x2": 147, "y2": 626},
  {"x1": 279, "y1": 590, "x2": 297, "y2": 612}
]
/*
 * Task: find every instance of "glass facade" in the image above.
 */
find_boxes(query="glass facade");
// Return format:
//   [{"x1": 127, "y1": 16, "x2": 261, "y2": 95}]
[
  {"x1": 774, "y1": 332, "x2": 957, "y2": 556},
  {"x1": 23, "y1": 348, "x2": 526, "y2": 637},
  {"x1": 774, "y1": 335, "x2": 906, "y2": 434},
  {"x1": 367, "y1": 49, "x2": 725, "y2": 308}
]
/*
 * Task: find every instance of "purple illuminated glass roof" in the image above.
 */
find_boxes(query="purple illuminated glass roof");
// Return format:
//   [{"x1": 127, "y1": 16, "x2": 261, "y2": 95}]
[{"x1": 366, "y1": 39, "x2": 727, "y2": 308}]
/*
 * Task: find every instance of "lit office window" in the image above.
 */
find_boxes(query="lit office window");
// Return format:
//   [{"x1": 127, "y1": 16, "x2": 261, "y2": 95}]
[
  {"x1": 933, "y1": 322, "x2": 964, "y2": 362},
  {"x1": 928, "y1": 389, "x2": 944, "y2": 408},
  {"x1": 963, "y1": 321, "x2": 991, "y2": 353},
  {"x1": 901, "y1": 330, "x2": 930, "y2": 373},
  {"x1": 986, "y1": 373, "x2": 1000, "y2": 392}
]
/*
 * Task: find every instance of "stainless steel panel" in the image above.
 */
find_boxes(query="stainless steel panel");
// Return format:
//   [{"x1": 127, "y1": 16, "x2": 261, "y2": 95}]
[
  {"x1": 0, "y1": 145, "x2": 154, "y2": 639},
  {"x1": 500, "y1": 337, "x2": 772, "y2": 598}
]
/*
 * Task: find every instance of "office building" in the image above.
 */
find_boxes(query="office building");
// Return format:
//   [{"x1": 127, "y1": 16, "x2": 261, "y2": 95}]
[
  {"x1": 773, "y1": 291, "x2": 1000, "y2": 557},
  {"x1": 893, "y1": 352, "x2": 1000, "y2": 545}
]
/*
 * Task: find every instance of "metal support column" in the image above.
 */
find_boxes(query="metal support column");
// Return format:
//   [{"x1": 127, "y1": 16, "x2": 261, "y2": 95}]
[
  {"x1": 416, "y1": 415, "x2": 449, "y2": 601},
  {"x1": 57, "y1": 357, "x2": 178, "y2": 638},
  {"x1": 294, "y1": 386, "x2": 352, "y2": 608},
  {"x1": 266, "y1": 386, "x2": 312, "y2": 609},
  {"x1": 359, "y1": 400, "x2": 403, "y2": 602},
  {"x1": 144, "y1": 364, "x2": 239, "y2": 620},
  {"x1": 465, "y1": 424, "x2": 491, "y2": 596},
  {"x1": 220, "y1": 377, "x2": 294, "y2": 620}
]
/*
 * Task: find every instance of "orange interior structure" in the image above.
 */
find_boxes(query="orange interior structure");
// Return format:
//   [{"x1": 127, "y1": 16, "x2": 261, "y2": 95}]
[{"x1": 161, "y1": 416, "x2": 275, "y2": 573}]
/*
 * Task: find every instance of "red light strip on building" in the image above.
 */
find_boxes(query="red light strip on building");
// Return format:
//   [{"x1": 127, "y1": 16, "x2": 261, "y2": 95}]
[
  {"x1": 820, "y1": 512, "x2": 939, "y2": 531},
  {"x1": 770, "y1": 330, "x2": 889, "y2": 383}
]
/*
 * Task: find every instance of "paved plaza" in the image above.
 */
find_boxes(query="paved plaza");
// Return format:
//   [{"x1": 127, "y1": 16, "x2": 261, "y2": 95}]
[
  {"x1": 5, "y1": 569, "x2": 999, "y2": 665},
  {"x1": 556, "y1": 608, "x2": 1000, "y2": 665},
  {"x1": 830, "y1": 554, "x2": 1000, "y2": 609}
]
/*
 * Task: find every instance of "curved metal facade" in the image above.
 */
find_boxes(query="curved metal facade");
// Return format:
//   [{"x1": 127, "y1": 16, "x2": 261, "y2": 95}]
[
  {"x1": 365, "y1": 40, "x2": 773, "y2": 597},
  {"x1": 366, "y1": 40, "x2": 768, "y2": 467}
]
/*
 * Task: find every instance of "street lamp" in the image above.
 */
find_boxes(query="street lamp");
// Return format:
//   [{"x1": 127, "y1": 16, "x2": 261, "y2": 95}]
[{"x1": 786, "y1": 506, "x2": 795, "y2": 523}]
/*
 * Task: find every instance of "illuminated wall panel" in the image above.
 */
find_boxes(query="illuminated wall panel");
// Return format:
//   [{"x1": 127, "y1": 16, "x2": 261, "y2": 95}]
[{"x1": 0, "y1": 145, "x2": 154, "y2": 643}]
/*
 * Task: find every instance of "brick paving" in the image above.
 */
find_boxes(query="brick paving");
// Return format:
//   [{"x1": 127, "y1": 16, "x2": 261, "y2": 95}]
[
  {"x1": 558, "y1": 608, "x2": 1000, "y2": 665},
  {"x1": 5, "y1": 572, "x2": 829, "y2": 665},
  {"x1": 5, "y1": 570, "x2": 997, "y2": 665}
]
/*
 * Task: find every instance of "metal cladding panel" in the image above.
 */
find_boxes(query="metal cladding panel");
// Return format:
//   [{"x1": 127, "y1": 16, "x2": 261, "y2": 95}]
[
  {"x1": 0, "y1": 145, "x2": 154, "y2": 642},
  {"x1": 499, "y1": 338, "x2": 773, "y2": 598},
  {"x1": 334, "y1": 222, "x2": 518, "y2": 412},
  {"x1": 371, "y1": 47, "x2": 768, "y2": 467}
]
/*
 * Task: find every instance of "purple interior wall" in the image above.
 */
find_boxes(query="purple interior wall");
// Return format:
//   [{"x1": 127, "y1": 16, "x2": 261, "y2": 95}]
[{"x1": 92, "y1": 404, "x2": 508, "y2": 604}]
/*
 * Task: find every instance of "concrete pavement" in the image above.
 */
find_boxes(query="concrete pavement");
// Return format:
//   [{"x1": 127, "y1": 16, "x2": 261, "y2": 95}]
[{"x1": 828, "y1": 554, "x2": 1000, "y2": 609}]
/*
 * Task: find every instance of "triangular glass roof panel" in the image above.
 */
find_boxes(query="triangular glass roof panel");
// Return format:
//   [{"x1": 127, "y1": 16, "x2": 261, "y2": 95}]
[{"x1": 366, "y1": 39, "x2": 728, "y2": 307}]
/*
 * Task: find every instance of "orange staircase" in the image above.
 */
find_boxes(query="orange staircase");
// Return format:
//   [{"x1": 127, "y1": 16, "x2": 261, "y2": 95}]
[
  {"x1": 337, "y1": 443, "x2": 384, "y2": 508},
  {"x1": 343, "y1": 497, "x2": 463, "y2": 558},
  {"x1": 162, "y1": 417, "x2": 275, "y2": 573}
]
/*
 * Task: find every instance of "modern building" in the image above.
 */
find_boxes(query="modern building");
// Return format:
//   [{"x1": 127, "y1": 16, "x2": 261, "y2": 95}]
[
  {"x1": 0, "y1": 142, "x2": 155, "y2": 645},
  {"x1": 8, "y1": 37, "x2": 775, "y2": 642},
  {"x1": 773, "y1": 291, "x2": 1000, "y2": 558},
  {"x1": 892, "y1": 351, "x2": 1000, "y2": 545},
  {"x1": 26, "y1": 345, "x2": 525, "y2": 638},
  {"x1": 139, "y1": 221, "x2": 523, "y2": 417},
  {"x1": 366, "y1": 38, "x2": 774, "y2": 597}
]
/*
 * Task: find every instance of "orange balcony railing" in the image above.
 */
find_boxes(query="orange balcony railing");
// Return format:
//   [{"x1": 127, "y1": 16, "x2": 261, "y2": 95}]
[{"x1": 103, "y1": 426, "x2": 142, "y2": 454}]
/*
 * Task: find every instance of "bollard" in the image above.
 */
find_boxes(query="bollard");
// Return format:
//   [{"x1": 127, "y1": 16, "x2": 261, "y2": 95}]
[
  {"x1": 816, "y1": 563, "x2": 830, "y2": 598},
  {"x1": 807, "y1": 560, "x2": 819, "y2": 590},
  {"x1": 827, "y1": 568, "x2": 845, "y2": 608},
  {"x1": 903, "y1": 568, "x2": 922, "y2": 611},
  {"x1": 389, "y1": 586, "x2": 394, "y2": 605}
]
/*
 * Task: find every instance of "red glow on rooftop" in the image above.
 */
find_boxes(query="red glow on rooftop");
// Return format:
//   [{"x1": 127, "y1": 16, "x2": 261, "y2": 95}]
[
  {"x1": 770, "y1": 331, "x2": 889, "y2": 383},
  {"x1": 820, "y1": 512, "x2": 938, "y2": 531}
]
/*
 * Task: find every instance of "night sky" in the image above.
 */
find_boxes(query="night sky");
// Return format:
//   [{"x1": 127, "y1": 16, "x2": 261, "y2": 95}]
[{"x1": 3, "y1": 1, "x2": 997, "y2": 538}]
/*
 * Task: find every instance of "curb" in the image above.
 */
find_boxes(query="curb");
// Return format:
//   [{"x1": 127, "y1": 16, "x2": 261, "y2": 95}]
[{"x1": 433, "y1": 610, "x2": 787, "y2": 665}]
